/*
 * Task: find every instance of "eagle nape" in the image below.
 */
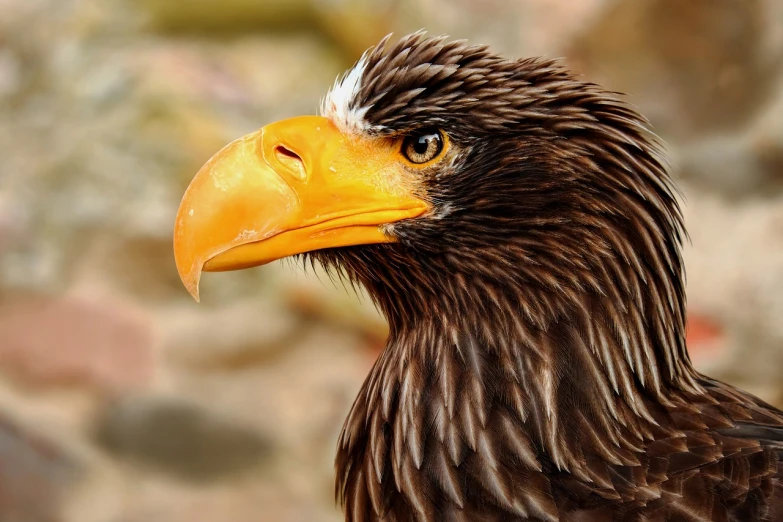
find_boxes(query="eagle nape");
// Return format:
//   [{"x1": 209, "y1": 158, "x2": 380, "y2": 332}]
[{"x1": 173, "y1": 33, "x2": 783, "y2": 522}]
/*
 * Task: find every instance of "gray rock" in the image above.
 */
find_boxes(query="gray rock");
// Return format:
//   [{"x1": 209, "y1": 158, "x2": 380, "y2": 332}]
[
  {"x1": 0, "y1": 410, "x2": 85, "y2": 522},
  {"x1": 94, "y1": 395, "x2": 273, "y2": 482},
  {"x1": 567, "y1": 0, "x2": 783, "y2": 139}
]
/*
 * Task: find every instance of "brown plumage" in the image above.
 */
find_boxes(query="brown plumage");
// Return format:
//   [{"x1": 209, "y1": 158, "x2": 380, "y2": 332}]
[
  {"x1": 309, "y1": 34, "x2": 783, "y2": 521},
  {"x1": 175, "y1": 32, "x2": 783, "y2": 521}
]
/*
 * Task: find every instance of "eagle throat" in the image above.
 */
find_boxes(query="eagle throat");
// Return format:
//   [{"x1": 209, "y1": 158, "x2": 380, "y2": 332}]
[{"x1": 329, "y1": 225, "x2": 702, "y2": 520}]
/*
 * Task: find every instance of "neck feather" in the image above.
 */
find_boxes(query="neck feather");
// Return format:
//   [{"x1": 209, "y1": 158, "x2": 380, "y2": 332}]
[{"x1": 334, "y1": 257, "x2": 702, "y2": 519}]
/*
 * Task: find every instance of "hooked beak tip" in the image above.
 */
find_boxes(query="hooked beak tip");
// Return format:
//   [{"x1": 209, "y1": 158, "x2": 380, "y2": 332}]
[
  {"x1": 177, "y1": 262, "x2": 202, "y2": 303},
  {"x1": 188, "y1": 285, "x2": 201, "y2": 304}
]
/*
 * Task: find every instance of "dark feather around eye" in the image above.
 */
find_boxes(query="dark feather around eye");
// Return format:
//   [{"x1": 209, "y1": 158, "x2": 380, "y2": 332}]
[{"x1": 402, "y1": 130, "x2": 444, "y2": 164}]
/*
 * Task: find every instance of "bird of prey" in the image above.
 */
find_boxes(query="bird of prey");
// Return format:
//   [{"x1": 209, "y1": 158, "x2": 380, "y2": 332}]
[{"x1": 173, "y1": 33, "x2": 783, "y2": 521}]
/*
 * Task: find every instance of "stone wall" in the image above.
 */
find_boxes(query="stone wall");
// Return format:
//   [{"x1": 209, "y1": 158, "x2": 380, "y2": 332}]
[{"x1": 0, "y1": 0, "x2": 781, "y2": 520}]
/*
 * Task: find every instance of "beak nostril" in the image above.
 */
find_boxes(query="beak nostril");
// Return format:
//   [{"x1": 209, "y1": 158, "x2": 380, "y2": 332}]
[
  {"x1": 275, "y1": 145, "x2": 300, "y2": 161},
  {"x1": 274, "y1": 145, "x2": 307, "y2": 180}
]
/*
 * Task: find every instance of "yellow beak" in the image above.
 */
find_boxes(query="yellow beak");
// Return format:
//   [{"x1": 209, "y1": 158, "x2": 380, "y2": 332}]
[{"x1": 173, "y1": 115, "x2": 428, "y2": 301}]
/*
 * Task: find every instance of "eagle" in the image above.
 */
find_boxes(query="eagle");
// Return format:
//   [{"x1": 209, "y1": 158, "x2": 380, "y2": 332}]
[{"x1": 173, "y1": 33, "x2": 783, "y2": 521}]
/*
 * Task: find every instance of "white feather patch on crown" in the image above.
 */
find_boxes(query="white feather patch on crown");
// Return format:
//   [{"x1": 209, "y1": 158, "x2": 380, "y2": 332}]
[{"x1": 320, "y1": 55, "x2": 370, "y2": 134}]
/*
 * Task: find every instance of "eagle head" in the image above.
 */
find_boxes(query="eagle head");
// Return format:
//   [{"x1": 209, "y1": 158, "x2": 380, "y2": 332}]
[{"x1": 174, "y1": 32, "x2": 691, "y2": 386}]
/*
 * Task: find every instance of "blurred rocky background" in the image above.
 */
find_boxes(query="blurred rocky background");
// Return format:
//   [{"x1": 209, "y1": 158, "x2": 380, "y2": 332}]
[{"x1": 0, "y1": 0, "x2": 781, "y2": 520}]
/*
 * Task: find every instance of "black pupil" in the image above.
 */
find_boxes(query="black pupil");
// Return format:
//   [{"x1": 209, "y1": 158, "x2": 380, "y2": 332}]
[{"x1": 414, "y1": 134, "x2": 436, "y2": 154}]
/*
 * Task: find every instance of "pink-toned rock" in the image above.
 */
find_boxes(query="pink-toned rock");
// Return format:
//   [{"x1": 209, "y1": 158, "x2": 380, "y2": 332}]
[
  {"x1": 685, "y1": 312, "x2": 727, "y2": 368},
  {"x1": 0, "y1": 295, "x2": 155, "y2": 392}
]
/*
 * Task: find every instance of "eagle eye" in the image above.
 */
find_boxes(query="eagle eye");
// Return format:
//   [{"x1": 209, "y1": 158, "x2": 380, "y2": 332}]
[{"x1": 401, "y1": 130, "x2": 444, "y2": 165}]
